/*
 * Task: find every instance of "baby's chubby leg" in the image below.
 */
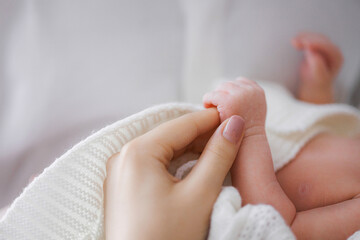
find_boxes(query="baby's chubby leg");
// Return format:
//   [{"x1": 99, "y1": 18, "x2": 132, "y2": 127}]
[
  {"x1": 277, "y1": 133, "x2": 360, "y2": 239},
  {"x1": 203, "y1": 79, "x2": 360, "y2": 239},
  {"x1": 203, "y1": 78, "x2": 296, "y2": 225},
  {"x1": 291, "y1": 196, "x2": 360, "y2": 240},
  {"x1": 276, "y1": 134, "x2": 360, "y2": 211}
]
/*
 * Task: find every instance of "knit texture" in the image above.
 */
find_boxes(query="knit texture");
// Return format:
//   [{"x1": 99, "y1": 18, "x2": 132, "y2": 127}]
[
  {"x1": 0, "y1": 103, "x2": 200, "y2": 240},
  {"x1": 1, "y1": 82, "x2": 360, "y2": 239}
]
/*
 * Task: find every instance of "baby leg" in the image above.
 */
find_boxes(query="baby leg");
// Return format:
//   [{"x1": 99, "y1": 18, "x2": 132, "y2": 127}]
[
  {"x1": 203, "y1": 78, "x2": 296, "y2": 225},
  {"x1": 291, "y1": 196, "x2": 360, "y2": 240},
  {"x1": 276, "y1": 133, "x2": 360, "y2": 211},
  {"x1": 231, "y1": 124, "x2": 296, "y2": 225}
]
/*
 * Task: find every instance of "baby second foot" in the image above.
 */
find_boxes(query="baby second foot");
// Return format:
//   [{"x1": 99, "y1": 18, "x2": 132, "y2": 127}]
[
  {"x1": 292, "y1": 32, "x2": 343, "y2": 104},
  {"x1": 297, "y1": 49, "x2": 334, "y2": 104}
]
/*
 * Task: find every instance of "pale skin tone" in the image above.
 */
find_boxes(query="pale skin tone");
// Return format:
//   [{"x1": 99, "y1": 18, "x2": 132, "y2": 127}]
[
  {"x1": 105, "y1": 109, "x2": 246, "y2": 239},
  {"x1": 203, "y1": 32, "x2": 360, "y2": 239},
  {"x1": 1, "y1": 33, "x2": 356, "y2": 238},
  {"x1": 99, "y1": 32, "x2": 360, "y2": 240}
]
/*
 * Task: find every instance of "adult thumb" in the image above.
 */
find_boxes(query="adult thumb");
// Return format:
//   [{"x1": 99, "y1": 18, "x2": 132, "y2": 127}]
[{"x1": 185, "y1": 115, "x2": 245, "y2": 198}]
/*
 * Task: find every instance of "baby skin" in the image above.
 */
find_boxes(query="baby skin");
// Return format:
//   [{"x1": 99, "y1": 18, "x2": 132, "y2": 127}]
[{"x1": 203, "y1": 33, "x2": 360, "y2": 239}]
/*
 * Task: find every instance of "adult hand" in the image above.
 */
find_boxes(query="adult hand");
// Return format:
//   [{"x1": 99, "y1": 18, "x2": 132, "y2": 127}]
[{"x1": 105, "y1": 108, "x2": 245, "y2": 240}]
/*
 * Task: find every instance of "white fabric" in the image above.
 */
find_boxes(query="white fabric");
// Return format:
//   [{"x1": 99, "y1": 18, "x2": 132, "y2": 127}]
[
  {"x1": 350, "y1": 232, "x2": 360, "y2": 240},
  {"x1": 261, "y1": 81, "x2": 360, "y2": 171},
  {"x1": 1, "y1": 83, "x2": 360, "y2": 239},
  {"x1": 208, "y1": 188, "x2": 294, "y2": 240}
]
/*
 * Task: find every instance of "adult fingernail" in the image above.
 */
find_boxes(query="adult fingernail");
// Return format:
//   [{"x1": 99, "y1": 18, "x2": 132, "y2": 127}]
[{"x1": 223, "y1": 116, "x2": 245, "y2": 144}]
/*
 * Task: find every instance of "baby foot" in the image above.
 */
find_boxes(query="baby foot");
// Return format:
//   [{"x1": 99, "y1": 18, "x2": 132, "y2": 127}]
[
  {"x1": 292, "y1": 32, "x2": 343, "y2": 104},
  {"x1": 203, "y1": 78, "x2": 267, "y2": 133}
]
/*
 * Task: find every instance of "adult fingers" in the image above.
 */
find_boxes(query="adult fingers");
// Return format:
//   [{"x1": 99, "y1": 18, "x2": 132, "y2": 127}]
[
  {"x1": 172, "y1": 129, "x2": 216, "y2": 159},
  {"x1": 203, "y1": 91, "x2": 231, "y2": 122},
  {"x1": 203, "y1": 90, "x2": 229, "y2": 108},
  {"x1": 136, "y1": 108, "x2": 220, "y2": 167},
  {"x1": 184, "y1": 115, "x2": 245, "y2": 199}
]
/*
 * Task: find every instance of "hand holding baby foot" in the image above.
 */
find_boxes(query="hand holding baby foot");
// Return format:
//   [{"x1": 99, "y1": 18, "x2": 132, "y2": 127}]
[
  {"x1": 203, "y1": 78, "x2": 267, "y2": 134},
  {"x1": 292, "y1": 32, "x2": 343, "y2": 104}
]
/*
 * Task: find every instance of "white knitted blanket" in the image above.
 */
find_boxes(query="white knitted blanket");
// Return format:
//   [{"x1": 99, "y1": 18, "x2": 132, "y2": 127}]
[{"x1": 1, "y1": 82, "x2": 360, "y2": 239}]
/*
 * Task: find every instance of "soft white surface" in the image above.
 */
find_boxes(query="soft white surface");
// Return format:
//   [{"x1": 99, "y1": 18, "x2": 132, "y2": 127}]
[
  {"x1": 350, "y1": 232, "x2": 360, "y2": 240},
  {"x1": 208, "y1": 188, "x2": 295, "y2": 240},
  {"x1": 1, "y1": 83, "x2": 360, "y2": 239},
  {"x1": 1, "y1": 0, "x2": 360, "y2": 207}
]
